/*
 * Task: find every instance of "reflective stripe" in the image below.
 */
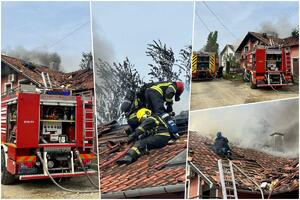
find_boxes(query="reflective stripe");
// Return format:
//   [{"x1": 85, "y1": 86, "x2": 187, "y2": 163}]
[
  {"x1": 157, "y1": 116, "x2": 168, "y2": 128},
  {"x1": 16, "y1": 156, "x2": 37, "y2": 163},
  {"x1": 161, "y1": 113, "x2": 169, "y2": 119},
  {"x1": 169, "y1": 85, "x2": 177, "y2": 93},
  {"x1": 150, "y1": 85, "x2": 163, "y2": 96},
  {"x1": 157, "y1": 132, "x2": 170, "y2": 137},
  {"x1": 134, "y1": 98, "x2": 138, "y2": 107},
  {"x1": 137, "y1": 126, "x2": 145, "y2": 133},
  {"x1": 131, "y1": 146, "x2": 141, "y2": 155},
  {"x1": 149, "y1": 116, "x2": 160, "y2": 125},
  {"x1": 128, "y1": 113, "x2": 137, "y2": 120},
  {"x1": 165, "y1": 98, "x2": 173, "y2": 102}
]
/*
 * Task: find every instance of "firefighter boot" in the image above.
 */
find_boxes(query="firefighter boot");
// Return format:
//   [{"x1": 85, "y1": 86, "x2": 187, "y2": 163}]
[{"x1": 116, "y1": 148, "x2": 140, "y2": 165}]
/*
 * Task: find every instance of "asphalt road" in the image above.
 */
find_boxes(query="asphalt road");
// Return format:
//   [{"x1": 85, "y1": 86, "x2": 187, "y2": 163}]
[
  {"x1": 190, "y1": 79, "x2": 299, "y2": 111},
  {"x1": 1, "y1": 172, "x2": 100, "y2": 199}
]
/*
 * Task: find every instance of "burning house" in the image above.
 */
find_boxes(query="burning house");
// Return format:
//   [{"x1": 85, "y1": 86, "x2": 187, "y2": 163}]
[
  {"x1": 1, "y1": 54, "x2": 94, "y2": 96},
  {"x1": 186, "y1": 131, "x2": 299, "y2": 199}
]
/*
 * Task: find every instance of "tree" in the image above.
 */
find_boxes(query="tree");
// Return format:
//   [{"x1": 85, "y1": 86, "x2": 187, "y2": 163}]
[
  {"x1": 177, "y1": 45, "x2": 192, "y2": 84},
  {"x1": 225, "y1": 54, "x2": 237, "y2": 74},
  {"x1": 204, "y1": 31, "x2": 219, "y2": 53},
  {"x1": 79, "y1": 52, "x2": 93, "y2": 69},
  {"x1": 291, "y1": 26, "x2": 299, "y2": 37},
  {"x1": 146, "y1": 40, "x2": 181, "y2": 82},
  {"x1": 95, "y1": 57, "x2": 143, "y2": 124}
]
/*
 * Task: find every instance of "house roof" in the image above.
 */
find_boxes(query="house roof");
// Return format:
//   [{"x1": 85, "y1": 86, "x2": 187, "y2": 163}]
[
  {"x1": 189, "y1": 131, "x2": 299, "y2": 196},
  {"x1": 235, "y1": 32, "x2": 287, "y2": 53},
  {"x1": 282, "y1": 35, "x2": 299, "y2": 47},
  {"x1": 99, "y1": 121, "x2": 188, "y2": 197},
  {"x1": 220, "y1": 45, "x2": 235, "y2": 56},
  {"x1": 1, "y1": 54, "x2": 93, "y2": 91}
]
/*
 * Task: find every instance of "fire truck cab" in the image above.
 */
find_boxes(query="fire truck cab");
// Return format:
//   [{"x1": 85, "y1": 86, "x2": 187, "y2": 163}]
[
  {"x1": 243, "y1": 47, "x2": 293, "y2": 89},
  {"x1": 1, "y1": 85, "x2": 96, "y2": 184},
  {"x1": 192, "y1": 51, "x2": 219, "y2": 81}
]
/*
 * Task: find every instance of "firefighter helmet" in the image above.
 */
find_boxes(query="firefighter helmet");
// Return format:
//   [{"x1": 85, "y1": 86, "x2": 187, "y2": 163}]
[
  {"x1": 175, "y1": 81, "x2": 184, "y2": 95},
  {"x1": 136, "y1": 108, "x2": 152, "y2": 121}
]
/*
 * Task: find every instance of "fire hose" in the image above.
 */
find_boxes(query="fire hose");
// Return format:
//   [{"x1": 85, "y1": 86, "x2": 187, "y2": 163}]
[{"x1": 36, "y1": 150, "x2": 99, "y2": 193}]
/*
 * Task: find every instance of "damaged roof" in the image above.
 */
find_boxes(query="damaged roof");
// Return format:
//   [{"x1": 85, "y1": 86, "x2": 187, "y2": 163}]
[
  {"x1": 99, "y1": 121, "x2": 188, "y2": 198},
  {"x1": 189, "y1": 131, "x2": 299, "y2": 196},
  {"x1": 1, "y1": 54, "x2": 93, "y2": 91},
  {"x1": 236, "y1": 32, "x2": 298, "y2": 53}
]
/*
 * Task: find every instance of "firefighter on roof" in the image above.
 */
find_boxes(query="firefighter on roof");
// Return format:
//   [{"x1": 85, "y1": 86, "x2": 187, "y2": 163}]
[
  {"x1": 116, "y1": 108, "x2": 170, "y2": 165},
  {"x1": 144, "y1": 81, "x2": 184, "y2": 140},
  {"x1": 213, "y1": 132, "x2": 232, "y2": 159}
]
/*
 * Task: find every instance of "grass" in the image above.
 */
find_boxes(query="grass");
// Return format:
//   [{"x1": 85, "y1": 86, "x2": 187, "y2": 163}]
[{"x1": 223, "y1": 73, "x2": 244, "y2": 81}]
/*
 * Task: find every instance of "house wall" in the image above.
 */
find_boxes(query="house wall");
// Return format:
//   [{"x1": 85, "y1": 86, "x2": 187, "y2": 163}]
[
  {"x1": 221, "y1": 47, "x2": 235, "y2": 72},
  {"x1": 290, "y1": 46, "x2": 299, "y2": 78},
  {"x1": 1, "y1": 73, "x2": 30, "y2": 94},
  {"x1": 188, "y1": 175, "x2": 199, "y2": 199},
  {"x1": 239, "y1": 40, "x2": 255, "y2": 69}
]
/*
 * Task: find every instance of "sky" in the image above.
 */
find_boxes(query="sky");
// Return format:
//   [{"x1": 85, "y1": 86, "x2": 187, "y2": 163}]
[
  {"x1": 1, "y1": 1, "x2": 92, "y2": 72},
  {"x1": 92, "y1": 1, "x2": 194, "y2": 112},
  {"x1": 193, "y1": 1, "x2": 299, "y2": 52},
  {"x1": 190, "y1": 98, "x2": 299, "y2": 157}
]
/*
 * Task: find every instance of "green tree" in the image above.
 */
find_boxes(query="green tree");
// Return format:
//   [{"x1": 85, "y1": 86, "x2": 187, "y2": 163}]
[
  {"x1": 204, "y1": 31, "x2": 219, "y2": 53},
  {"x1": 291, "y1": 26, "x2": 299, "y2": 37},
  {"x1": 79, "y1": 52, "x2": 93, "y2": 69}
]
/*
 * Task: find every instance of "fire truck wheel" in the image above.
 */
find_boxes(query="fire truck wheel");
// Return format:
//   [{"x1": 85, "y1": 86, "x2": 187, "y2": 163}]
[
  {"x1": 1, "y1": 149, "x2": 15, "y2": 185},
  {"x1": 250, "y1": 75, "x2": 257, "y2": 89}
]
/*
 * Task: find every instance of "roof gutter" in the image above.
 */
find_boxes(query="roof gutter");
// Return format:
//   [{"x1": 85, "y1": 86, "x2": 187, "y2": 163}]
[
  {"x1": 101, "y1": 184, "x2": 184, "y2": 199},
  {"x1": 2, "y1": 59, "x2": 42, "y2": 87}
]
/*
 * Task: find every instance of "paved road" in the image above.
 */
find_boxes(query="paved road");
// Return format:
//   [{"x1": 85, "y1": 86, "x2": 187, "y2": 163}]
[
  {"x1": 1, "y1": 172, "x2": 100, "y2": 199},
  {"x1": 190, "y1": 79, "x2": 299, "y2": 111}
]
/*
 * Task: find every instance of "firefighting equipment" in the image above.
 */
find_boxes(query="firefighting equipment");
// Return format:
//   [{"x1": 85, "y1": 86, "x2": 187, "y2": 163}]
[
  {"x1": 116, "y1": 114, "x2": 170, "y2": 165},
  {"x1": 175, "y1": 81, "x2": 184, "y2": 95},
  {"x1": 136, "y1": 108, "x2": 152, "y2": 122}
]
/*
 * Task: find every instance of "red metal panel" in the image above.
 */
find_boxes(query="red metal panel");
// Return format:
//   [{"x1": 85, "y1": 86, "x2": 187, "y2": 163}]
[
  {"x1": 8, "y1": 145, "x2": 16, "y2": 160},
  {"x1": 7, "y1": 158, "x2": 16, "y2": 175},
  {"x1": 255, "y1": 49, "x2": 266, "y2": 74},
  {"x1": 76, "y1": 96, "x2": 83, "y2": 147},
  {"x1": 16, "y1": 93, "x2": 40, "y2": 148},
  {"x1": 1, "y1": 103, "x2": 7, "y2": 142},
  {"x1": 281, "y1": 48, "x2": 287, "y2": 72}
]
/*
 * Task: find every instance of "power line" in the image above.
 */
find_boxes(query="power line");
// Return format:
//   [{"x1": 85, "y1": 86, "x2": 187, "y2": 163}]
[
  {"x1": 202, "y1": 1, "x2": 237, "y2": 40},
  {"x1": 195, "y1": 10, "x2": 211, "y2": 33},
  {"x1": 36, "y1": 20, "x2": 90, "y2": 50}
]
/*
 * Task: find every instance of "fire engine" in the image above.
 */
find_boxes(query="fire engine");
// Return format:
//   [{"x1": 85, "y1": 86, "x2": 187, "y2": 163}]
[
  {"x1": 192, "y1": 51, "x2": 219, "y2": 80},
  {"x1": 243, "y1": 46, "x2": 293, "y2": 89},
  {"x1": 1, "y1": 84, "x2": 97, "y2": 184}
]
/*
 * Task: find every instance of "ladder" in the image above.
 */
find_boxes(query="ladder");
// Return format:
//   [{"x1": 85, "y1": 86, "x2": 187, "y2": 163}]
[
  {"x1": 82, "y1": 99, "x2": 95, "y2": 151},
  {"x1": 285, "y1": 48, "x2": 292, "y2": 74},
  {"x1": 218, "y1": 159, "x2": 238, "y2": 199},
  {"x1": 41, "y1": 72, "x2": 52, "y2": 89}
]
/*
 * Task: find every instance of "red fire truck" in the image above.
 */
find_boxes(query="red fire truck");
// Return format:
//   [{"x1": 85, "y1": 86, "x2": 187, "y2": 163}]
[
  {"x1": 1, "y1": 85, "x2": 96, "y2": 184},
  {"x1": 243, "y1": 47, "x2": 293, "y2": 89}
]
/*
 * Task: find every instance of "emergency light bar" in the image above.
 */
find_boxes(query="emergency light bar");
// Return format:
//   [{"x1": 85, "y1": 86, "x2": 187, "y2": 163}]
[{"x1": 46, "y1": 91, "x2": 70, "y2": 96}]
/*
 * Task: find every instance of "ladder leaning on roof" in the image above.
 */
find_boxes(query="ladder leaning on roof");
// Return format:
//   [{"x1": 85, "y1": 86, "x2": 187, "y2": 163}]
[
  {"x1": 41, "y1": 72, "x2": 52, "y2": 89},
  {"x1": 218, "y1": 159, "x2": 238, "y2": 199}
]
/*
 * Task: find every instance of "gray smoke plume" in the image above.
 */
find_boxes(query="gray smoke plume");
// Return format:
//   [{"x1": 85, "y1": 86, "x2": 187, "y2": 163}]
[
  {"x1": 258, "y1": 16, "x2": 295, "y2": 38},
  {"x1": 4, "y1": 46, "x2": 61, "y2": 71},
  {"x1": 189, "y1": 98, "x2": 299, "y2": 158},
  {"x1": 92, "y1": 20, "x2": 115, "y2": 64}
]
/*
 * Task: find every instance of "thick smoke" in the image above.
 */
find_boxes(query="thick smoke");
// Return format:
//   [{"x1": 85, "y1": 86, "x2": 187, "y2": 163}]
[
  {"x1": 4, "y1": 46, "x2": 61, "y2": 71},
  {"x1": 258, "y1": 16, "x2": 295, "y2": 38},
  {"x1": 189, "y1": 98, "x2": 299, "y2": 158}
]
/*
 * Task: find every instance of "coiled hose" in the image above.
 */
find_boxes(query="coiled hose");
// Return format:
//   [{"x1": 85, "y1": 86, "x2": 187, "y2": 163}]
[{"x1": 36, "y1": 151, "x2": 99, "y2": 193}]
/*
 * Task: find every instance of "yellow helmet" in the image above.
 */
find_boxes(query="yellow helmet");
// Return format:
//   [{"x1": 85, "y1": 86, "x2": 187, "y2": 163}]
[{"x1": 136, "y1": 108, "x2": 152, "y2": 121}]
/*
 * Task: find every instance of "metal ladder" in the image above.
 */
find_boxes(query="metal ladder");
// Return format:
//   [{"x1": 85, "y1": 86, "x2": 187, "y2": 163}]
[
  {"x1": 82, "y1": 99, "x2": 94, "y2": 151},
  {"x1": 41, "y1": 72, "x2": 52, "y2": 89},
  {"x1": 218, "y1": 159, "x2": 238, "y2": 199}
]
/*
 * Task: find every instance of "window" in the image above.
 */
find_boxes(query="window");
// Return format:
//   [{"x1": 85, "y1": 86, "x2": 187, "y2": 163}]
[
  {"x1": 4, "y1": 83, "x2": 12, "y2": 94},
  {"x1": 244, "y1": 46, "x2": 249, "y2": 52}
]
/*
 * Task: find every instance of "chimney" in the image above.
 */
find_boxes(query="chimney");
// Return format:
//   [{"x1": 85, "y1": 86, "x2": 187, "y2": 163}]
[{"x1": 270, "y1": 132, "x2": 285, "y2": 152}]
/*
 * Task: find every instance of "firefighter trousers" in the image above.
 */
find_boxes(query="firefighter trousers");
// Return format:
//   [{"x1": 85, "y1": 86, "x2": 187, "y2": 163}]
[
  {"x1": 145, "y1": 88, "x2": 166, "y2": 116},
  {"x1": 128, "y1": 133, "x2": 170, "y2": 161}
]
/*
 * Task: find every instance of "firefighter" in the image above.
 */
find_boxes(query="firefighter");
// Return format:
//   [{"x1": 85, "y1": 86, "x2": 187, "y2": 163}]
[
  {"x1": 213, "y1": 132, "x2": 232, "y2": 159},
  {"x1": 116, "y1": 108, "x2": 170, "y2": 165},
  {"x1": 144, "y1": 81, "x2": 184, "y2": 139},
  {"x1": 120, "y1": 90, "x2": 145, "y2": 131}
]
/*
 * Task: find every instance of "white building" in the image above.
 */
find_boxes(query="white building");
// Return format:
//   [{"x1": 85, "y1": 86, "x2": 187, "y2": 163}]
[{"x1": 220, "y1": 45, "x2": 235, "y2": 72}]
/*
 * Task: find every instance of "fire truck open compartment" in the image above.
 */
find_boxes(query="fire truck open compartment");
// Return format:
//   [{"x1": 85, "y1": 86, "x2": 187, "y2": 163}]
[{"x1": 40, "y1": 104, "x2": 76, "y2": 144}]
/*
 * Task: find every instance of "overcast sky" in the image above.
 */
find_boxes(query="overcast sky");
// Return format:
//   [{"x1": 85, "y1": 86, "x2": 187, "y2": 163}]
[
  {"x1": 1, "y1": 1, "x2": 92, "y2": 72},
  {"x1": 193, "y1": 1, "x2": 299, "y2": 52},
  {"x1": 92, "y1": 1, "x2": 194, "y2": 112}
]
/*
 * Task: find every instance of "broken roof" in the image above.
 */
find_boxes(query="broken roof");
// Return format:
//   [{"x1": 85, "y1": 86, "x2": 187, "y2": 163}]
[
  {"x1": 235, "y1": 32, "x2": 298, "y2": 53},
  {"x1": 188, "y1": 131, "x2": 299, "y2": 196},
  {"x1": 1, "y1": 54, "x2": 93, "y2": 91},
  {"x1": 99, "y1": 122, "x2": 188, "y2": 198}
]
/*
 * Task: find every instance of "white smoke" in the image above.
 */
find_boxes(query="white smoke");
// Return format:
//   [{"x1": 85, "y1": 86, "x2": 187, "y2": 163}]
[{"x1": 189, "y1": 98, "x2": 299, "y2": 158}]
